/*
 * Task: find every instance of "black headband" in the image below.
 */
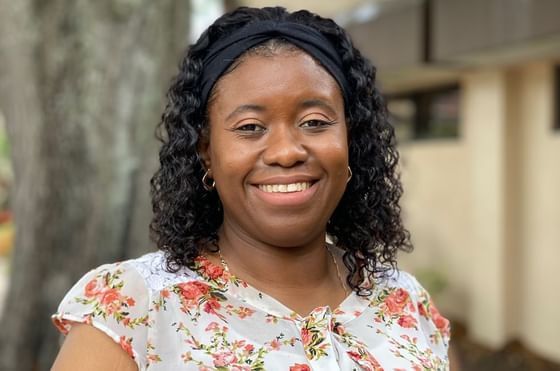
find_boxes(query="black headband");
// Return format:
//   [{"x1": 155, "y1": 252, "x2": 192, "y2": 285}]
[{"x1": 200, "y1": 20, "x2": 351, "y2": 105}]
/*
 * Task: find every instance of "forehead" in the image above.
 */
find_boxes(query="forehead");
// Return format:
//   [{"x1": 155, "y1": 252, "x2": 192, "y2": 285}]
[{"x1": 209, "y1": 51, "x2": 344, "y2": 112}]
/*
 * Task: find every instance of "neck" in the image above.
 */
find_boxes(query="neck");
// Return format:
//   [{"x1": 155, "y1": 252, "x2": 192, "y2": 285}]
[
  {"x1": 217, "y1": 225, "x2": 333, "y2": 292},
  {"x1": 212, "y1": 221, "x2": 351, "y2": 315}
]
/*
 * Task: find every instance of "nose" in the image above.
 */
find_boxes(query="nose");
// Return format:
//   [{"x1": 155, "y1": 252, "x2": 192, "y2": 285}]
[{"x1": 262, "y1": 125, "x2": 307, "y2": 167}]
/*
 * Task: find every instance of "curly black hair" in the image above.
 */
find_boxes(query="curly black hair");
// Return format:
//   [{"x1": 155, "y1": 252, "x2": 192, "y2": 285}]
[{"x1": 150, "y1": 6, "x2": 412, "y2": 295}]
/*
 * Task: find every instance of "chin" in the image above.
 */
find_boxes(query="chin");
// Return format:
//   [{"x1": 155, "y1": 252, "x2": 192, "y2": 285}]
[{"x1": 257, "y1": 223, "x2": 326, "y2": 248}]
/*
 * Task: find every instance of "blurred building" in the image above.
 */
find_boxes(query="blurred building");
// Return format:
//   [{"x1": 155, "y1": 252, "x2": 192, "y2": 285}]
[
  {"x1": 233, "y1": 0, "x2": 560, "y2": 363},
  {"x1": 343, "y1": 0, "x2": 560, "y2": 363}
]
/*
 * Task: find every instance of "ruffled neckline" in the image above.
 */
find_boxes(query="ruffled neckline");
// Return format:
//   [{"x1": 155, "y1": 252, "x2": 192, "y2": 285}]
[{"x1": 191, "y1": 255, "x2": 371, "y2": 324}]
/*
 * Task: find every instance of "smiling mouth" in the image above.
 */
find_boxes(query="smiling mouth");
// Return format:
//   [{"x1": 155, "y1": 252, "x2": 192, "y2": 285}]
[{"x1": 258, "y1": 182, "x2": 312, "y2": 193}]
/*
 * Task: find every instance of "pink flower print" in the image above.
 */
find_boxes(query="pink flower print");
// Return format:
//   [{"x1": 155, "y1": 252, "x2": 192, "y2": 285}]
[
  {"x1": 333, "y1": 322, "x2": 346, "y2": 335},
  {"x1": 205, "y1": 321, "x2": 220, "y2": 331},
  {"x1": 236, "y1": 307, "x2": 255, "y2": 319},
  {"x1": 177, "y1": 281, "x2": 210, "y2": 301},
  {"x1": 99, "y1": 288, "x2": 124, "y2": 315},
  {"x1": 147, "y1": 354, "x2": 161, "y2": 364},
  {"x1": 429, "y1": 301, "x2": 450, "y2": 336},
  {"x1": 194, "y1": 255, "x2": 209, "y2": 267},
  {"x1": 408, "y1": 301, "x2": 417, "y2": 313},
  {"x1": 333, "y1": 308, "x2": 346, "y2": 315},
  {"x1": 119, "y1": 336, "x2": 134, "y2": 358},
  {"x1": 347, "y1": 351, "x2": 364, "y2": 364},
  {"x1": 420, "y1": 356, "x2": 435, "y2": 369},
  {"x1": 233, "y1": 339, "x2": 246, "y2": 348},
  {"x1": 384, "y1": 288, "x2": 410, "y2": 315},
  {"x1": 100, "y1": 288, "x2": 120, "y2": 305},
  {"x1": 204, "y1": 263, "x2": 224, "y2": 280},
  {"x1": 203, "y1": 298, "x2": 221, "y2": 314},
  {"x1": 212, "y1": 351, "x2": 238, "y2": 367},
  {"x1": 397, "y1": 314, "x2": 418, "y2": 329},
  {"x1": 400, "y1": 334, "x2": 413, "y2": 343},
  {"x1": 100, "y1": 289, "x2": 121, "y2": 305},
  {"x1": 84, "y1": 279, "x2": 101, "y2": 297},
  {"x1": 289, "y1": 364, "x2": 311, "y2": 371},
  {"x1": 300, "y1": 328, "x2": 311, "y2": 346},
  {"x1": 181, "y1": 352, "x2": 193, "y2": 362},
  {"x1": 53, "y1": 318, "x2": 72, "y2": 335},
  {"x1": 268, "y1": 338, "x2": 281, "y2": 350},
  {"x1": 418, "y1": 302, "x2": 428, "y2": 318},
  {"x1": 194, "y1": 256, "x2": 230, "y2": 281},
  {"x1": 347, "y1": 349, "x2": 383, "y2": 371},
  {"x1": 243, "y1": 343, "x2": 254, "y2": 355}
]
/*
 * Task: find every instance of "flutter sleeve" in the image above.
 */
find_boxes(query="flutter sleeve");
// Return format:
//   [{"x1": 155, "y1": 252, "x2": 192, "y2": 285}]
[
  {"x1": 52, "y1": 261, "x2": 151, "y2": 370},
  {"x1": 400, "y1": 271, "x2": 451, "y2": 353}
]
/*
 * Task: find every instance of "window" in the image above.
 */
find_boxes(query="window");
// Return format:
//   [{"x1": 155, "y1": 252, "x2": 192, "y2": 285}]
[{"x1": 387, "y1": 85, "x2": 460, "y2": 142}]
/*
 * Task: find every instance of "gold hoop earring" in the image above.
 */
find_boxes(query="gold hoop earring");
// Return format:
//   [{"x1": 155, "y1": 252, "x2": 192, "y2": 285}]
[
  {"x1": 202, "y1": 170, "x2": 215, "y2": 191},
  {"x1": 347, "y1": 166, "x2": 352, "y2": 183}
]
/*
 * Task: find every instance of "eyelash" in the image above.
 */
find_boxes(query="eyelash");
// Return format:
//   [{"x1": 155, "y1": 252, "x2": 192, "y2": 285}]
[
  {"x1": 233, "y1": 119, "x2": 336, "y2": 136},
  {"x1": 300, "y1": 119, "x2": 336, "y2": 129},
  {"x1": 235, "y1": 123, "x2": 265, "y2": 133}
]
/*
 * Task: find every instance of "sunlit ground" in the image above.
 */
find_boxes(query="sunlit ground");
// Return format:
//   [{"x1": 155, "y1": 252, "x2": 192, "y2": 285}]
[
  {"x1": 0, "y1": 254, "x2": 8, "y2": 315},
  {"x1": 452, "y1": 321, "x2": 560, "y2": 371}
]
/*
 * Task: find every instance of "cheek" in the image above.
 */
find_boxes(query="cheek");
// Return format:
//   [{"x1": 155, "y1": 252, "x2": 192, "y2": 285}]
[
  {"x1": 210, "y1": 138, "x2": 255, "y2": 180},
  {"x1": 321, "y1": 133, "x2": 349, "y2": 169}
]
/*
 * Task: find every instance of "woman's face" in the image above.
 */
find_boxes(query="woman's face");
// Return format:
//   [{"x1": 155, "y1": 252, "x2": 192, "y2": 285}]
[{"x1": 201, "y1": 50, "x2": 348, "y2": 247}]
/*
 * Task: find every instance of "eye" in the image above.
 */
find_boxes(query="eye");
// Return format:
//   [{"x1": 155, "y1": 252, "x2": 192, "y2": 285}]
[
  {"x1": 300, "y1": 119, "x2": 336, "y2": 129},
  {"x1": 235, "y1": 123, "x2": 266, "y2": 133}
]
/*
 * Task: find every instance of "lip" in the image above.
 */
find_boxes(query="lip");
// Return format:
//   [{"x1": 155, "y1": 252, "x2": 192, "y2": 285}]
[
  {"x1": 250, "y1": 176, "x2": 320, "y2": 207},
  {"x1": 251, "y1": 175, "x2": 318, "y2": 185}
]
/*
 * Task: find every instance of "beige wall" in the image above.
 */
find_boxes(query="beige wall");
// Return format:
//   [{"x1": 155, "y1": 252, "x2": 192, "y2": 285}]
[
  {"x1": 399, "y1": 141, "x2": 471, "y2": 322},
  {"x1": 397, "y1": 62, "x2": 560, "y2": 362},
  {"x1": 463, "y1": 70, "x2": 510, "y2": 347},
  {"x1": 513, "y1": 62, "x2": 560, "y2": 361},
  {"x1": 239, "y1": 0, "x2": 366, "y2": 17}
]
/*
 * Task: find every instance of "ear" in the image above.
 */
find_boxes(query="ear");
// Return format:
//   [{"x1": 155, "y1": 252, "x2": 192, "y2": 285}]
[{"x1": 197, "y1": 129, "x2": 212, "y2": 172}]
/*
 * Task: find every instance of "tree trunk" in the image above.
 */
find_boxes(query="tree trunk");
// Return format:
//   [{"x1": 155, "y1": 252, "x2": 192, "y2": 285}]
[{"x1": 0, "y1": 1, "x2": 190, "y2": 370}]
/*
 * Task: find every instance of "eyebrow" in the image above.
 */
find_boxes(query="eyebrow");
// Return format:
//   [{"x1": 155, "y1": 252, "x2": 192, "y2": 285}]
[
  {"x1": 299, "y1": 99, "x2": 337, "y2": 117},
  {"x1": 224, "y1": 98, "x2": 338, "y2": 121},
  {"x1": 225, "y1": 104, "x2": 265, "y2": 121}
]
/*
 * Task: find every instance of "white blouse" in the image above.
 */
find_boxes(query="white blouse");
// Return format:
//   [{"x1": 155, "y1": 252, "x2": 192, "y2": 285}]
[{"x1": 53, "y1": 251, "x2": 450, "y2": 370}]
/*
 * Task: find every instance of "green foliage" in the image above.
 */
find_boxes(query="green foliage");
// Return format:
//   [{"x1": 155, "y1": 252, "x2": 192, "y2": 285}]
[
  {"x1": 415, "y1": 269, "x2": 447, "y2": 297},
  {"x1": 0, "y1": 131, "x2": 10, "y2": 159}
]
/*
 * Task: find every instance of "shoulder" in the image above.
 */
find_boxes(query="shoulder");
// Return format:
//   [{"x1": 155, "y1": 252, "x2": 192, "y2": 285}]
[
  {"x1": 52, "y1": 251, "x2": 196, "y2": 370},
  {"x1": 60, "y1": 251, "x2": 197, "y2": 298},
  {"x1": 372, "y1": 269, "x2": 451, "y2": 348},
  {"x1": 381, "y1": 270, "x2": 426, "y2": 298},
  {"x1": 121, "y1": 250, "x2": 199, "y2": 291},
  {"x1": 53, "y1": 250, "x2": 199, "y2": 332}
]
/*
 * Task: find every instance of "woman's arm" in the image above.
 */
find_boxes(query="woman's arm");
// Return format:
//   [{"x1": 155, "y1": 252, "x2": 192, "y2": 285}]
[{"x1": 52, "y1": 324, "x2": 138, "y2": 371}]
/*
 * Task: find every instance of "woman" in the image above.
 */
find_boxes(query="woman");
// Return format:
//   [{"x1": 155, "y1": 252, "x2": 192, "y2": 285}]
[{"x1": 52, "y1": 6, "x2": 450, "y2": 371}]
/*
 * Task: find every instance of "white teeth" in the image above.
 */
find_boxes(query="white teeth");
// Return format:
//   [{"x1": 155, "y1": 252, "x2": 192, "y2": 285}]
[{"x1": 259, "y1": 182, "x2": 311, "y2": 193}]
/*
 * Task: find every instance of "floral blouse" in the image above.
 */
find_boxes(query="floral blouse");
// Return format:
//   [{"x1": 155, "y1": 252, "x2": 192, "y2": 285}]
[{"x1": 53, "y1": 251, "x2": 450, "y2": 370}]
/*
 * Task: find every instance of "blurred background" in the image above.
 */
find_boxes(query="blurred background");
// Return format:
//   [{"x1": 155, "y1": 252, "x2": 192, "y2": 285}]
[{"x1": 0, "y1": 0, "x2": 558, "y2": 370}]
